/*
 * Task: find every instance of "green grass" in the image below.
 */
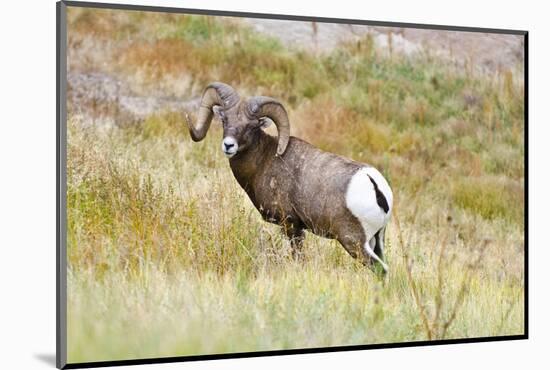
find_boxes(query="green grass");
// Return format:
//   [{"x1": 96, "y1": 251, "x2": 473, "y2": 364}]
[
  {"x1": 66, "y1": 9, "x2": 525, "y2": 363},
  {"x1": 452, "y1": 176, "x2": 524, "y2": 223}
]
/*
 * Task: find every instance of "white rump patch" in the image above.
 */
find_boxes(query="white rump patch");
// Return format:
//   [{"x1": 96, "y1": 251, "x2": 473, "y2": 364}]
[
  {"x1": 363, "y1": 167, "x2": 393, "y2": 212},
  {"x1": 345, "y1": 167, "x2": 393, "y2": 236},
  {"x1": 345, "y1": 167, "x2": 393, "y2": 271}
]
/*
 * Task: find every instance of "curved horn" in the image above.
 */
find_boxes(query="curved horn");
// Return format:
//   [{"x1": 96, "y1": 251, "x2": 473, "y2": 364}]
[
  {"x1": 247, "y1": 97, "x2": 290, "y2": 156},
  {"x1": 186, "y1": 82, "x2": 239, "y2": 142}
]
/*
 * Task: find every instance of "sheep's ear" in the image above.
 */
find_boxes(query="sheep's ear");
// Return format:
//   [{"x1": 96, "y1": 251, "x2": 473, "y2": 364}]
[
  {"x1": 259, "y1": 117, "x2": 272, "y2": 129},
  {"x1": 212, "y1": 105, "x2": 224, "y2": 123}
]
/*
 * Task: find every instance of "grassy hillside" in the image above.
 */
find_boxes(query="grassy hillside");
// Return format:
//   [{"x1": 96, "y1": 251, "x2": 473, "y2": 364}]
[{"x1": 66, "y1": 8, "x2": 525, "y2": 363}]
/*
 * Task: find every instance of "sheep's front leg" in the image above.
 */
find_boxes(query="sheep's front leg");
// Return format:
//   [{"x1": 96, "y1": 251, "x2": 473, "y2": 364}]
[{"x1": 283, "y1": 223, "x2": 305, "y2": 260}]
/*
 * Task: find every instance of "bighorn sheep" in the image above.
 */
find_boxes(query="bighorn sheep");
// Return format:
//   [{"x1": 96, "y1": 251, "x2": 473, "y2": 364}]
[{"x1": 186, "y1": 82, "x2": 393, "y2": 274}]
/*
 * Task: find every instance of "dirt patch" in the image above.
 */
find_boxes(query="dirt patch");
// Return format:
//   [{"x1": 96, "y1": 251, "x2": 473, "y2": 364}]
[{"x1": 67, "y1": 72, "x2": 200, "y2": 126}]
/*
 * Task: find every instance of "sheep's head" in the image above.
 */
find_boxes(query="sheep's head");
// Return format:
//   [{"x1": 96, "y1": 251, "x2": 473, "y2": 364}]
[{"x1": 186, "y1": 82, "x2": 290, "y2": 158}]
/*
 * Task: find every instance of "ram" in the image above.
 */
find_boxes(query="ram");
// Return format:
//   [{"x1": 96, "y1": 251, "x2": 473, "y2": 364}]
[{"x1": 186, "y1": 82, "x2": 393, "y2": 274}]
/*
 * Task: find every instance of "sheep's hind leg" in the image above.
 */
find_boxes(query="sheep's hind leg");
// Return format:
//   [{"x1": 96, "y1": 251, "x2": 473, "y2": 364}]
[
  {"x1": 283, "y1": 224, "x2": 305, "y2": 260},
  {"x1": 337, "y1": 234, "x2": 371, "y2": 267},
  {"x1": 338, "y1": 233, "x2": 388, "y2": 276},
  {"x1": 363, "y1": 235, "x2": 388, "y2": 275},
  {"x1": 373, "y1": 226, "x2": 387, "y2": 266}
]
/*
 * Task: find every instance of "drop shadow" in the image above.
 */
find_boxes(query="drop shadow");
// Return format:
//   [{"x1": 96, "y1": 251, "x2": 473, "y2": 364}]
[{"x1": 34, "y1": 353, "x2": 56, "y2": 367}]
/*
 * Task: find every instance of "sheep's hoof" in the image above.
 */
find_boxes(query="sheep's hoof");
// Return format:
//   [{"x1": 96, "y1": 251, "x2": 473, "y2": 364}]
[{"x1": 372, "y1": 263, "x2": 388, "y2": 281}]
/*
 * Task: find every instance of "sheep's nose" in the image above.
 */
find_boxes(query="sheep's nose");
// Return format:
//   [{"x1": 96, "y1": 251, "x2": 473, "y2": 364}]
[{"x1": 222, "y1": 137, "x2": 238, "y2": 158}]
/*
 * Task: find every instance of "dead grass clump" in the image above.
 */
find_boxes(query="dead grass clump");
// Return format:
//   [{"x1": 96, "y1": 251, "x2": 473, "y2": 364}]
[
  {"x1": 444, "y1": 146, "x2": 483, "y2": 177},
  {"x1": 390, "y1": 130, "x2": 423, "y2": 155},
  {"x1": 141, "y1": 111, "x2": 187, "y2": 139},
  {"x1": 294, "y1": 97, "x2": 393, "y2": 157},
  {"x1": 293, "y1": 97, "x2": 356, "y2": 153},
  {"x1": 403, "y1": 95, "x2": 434, "y2": 127},
  {"x1": 68, "y1": 8, "x2": 141, "y2": 39},
  {"x1": 438, "y1": 118, "x2": 473, "y2": 139},
  {"x1": 115, "y1": 38, "x2": 214, "y2": 82},
  {"x1": 482, "y1": 143, "x2": 524, "y2": 179}
]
